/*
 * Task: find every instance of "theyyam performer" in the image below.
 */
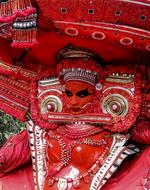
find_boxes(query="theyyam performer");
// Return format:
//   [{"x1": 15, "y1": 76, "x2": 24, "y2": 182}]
[
  {"x1": 27, "y1": 44, "x2": 148, "y2": 190},
  {"x1": 0, "y1": 0, "x2": 150, "y2": 190}
]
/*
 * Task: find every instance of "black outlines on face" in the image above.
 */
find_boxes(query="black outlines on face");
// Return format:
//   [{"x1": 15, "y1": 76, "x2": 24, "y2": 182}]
[{"x1": 65, "y1": 88, "x2": 91, "y2": 98}]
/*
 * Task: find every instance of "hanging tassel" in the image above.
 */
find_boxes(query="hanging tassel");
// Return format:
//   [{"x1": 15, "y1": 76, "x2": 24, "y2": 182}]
[
  {"x1": 0, "y1": 0, "x2": 14, "y2": 22},
  {"x1": 0, "y1": 0, "x2": 36, "y2": 22},
  {"x1": 11, "y1": 15, "x2": 38, "y2": 48},
  {"x1": 11, "y1": 27, "x2": 38, "y2": 48}
]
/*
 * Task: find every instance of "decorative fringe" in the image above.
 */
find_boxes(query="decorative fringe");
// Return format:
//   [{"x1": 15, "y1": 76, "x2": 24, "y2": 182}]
[
  {"x1": 0, "y1": 99, "x2": 28, "y2": 122},
  {"x1": 0, "y1": 74, "x2": 30, "y2": 121},
  {"x1": 11, "y1": 27, "x2": 38, "y2": 48},
  {"x1": 0, "y1": 0, "x2": 36, "y2": 22},
  {"x1": 0, "y1": 62, "x2": 37, "y2": 81},
  {"x1": 11, "y1": 40, "x2": 38, "y2": 48}
]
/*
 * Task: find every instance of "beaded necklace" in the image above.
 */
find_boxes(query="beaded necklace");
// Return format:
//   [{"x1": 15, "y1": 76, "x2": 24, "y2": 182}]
[
  {"x1": 46, "y1": 130, "x2": 110, "y2": 189},
  {"x1": 46, "y1": 141, "x2": 109, "y2": 189},
  {"x1": 57, "y1": 123, "x2": 104, "y2": 139}
]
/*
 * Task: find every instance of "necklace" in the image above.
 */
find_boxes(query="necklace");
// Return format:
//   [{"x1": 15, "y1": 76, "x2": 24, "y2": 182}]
[
  {"x1": 46, "y1": 144, "x2": 109, "y2": 190},
  {"x1": 46, "y1": 131, "x2": 110, "y2": 179},
  {"x1": 57, "y1": 123, "x2": 103, "y2": 139}
]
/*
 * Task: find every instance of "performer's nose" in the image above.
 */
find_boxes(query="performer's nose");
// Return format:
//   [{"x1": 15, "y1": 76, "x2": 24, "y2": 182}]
[{"x1": 70, "y1": 95, "x2": 79, "y2": 106}]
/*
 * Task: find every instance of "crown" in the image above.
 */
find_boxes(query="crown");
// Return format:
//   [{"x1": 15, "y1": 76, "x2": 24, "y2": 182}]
[
  {"x1": 60, "y1": 68, "x2": 99, "y2": 85},
  {"x1": 57, "y1": 44, "x2": 103, "y2": 64},
  {"x1": 57, "y1": 44, "x2": 104, "y2": 85}
]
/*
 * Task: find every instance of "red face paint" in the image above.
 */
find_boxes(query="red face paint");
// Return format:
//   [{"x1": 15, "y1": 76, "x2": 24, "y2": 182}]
[{"x1": 64, "y1": 80, "x2": 95, "y2": 114}]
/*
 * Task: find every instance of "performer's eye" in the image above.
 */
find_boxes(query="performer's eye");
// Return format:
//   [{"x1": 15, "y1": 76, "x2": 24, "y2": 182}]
[
  {"x1": 76, "y1": 88, "x2": 90, "y2": 98},
  {"x1": 65, "y1": 89, "x2": 73, "y2": 97}
]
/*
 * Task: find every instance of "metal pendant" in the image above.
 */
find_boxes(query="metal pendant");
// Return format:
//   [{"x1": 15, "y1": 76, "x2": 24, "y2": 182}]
[{"x1": 57, "y1": 178, "x2": 68, "y2": 190}]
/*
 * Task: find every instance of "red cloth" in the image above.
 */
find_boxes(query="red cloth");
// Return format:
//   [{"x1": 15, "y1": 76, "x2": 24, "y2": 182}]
[
  {"x1": 0, "y1": 146, "x2": 149, "y2": 190},
  {"x1": 131, "y1": 120, "x2": 150, "y2": 145},
  {"x1": 0, "y1": 130, "x2": 33, "y2": 190},
  {"x1": 0, "y1": 163, "x2": 34, "y2": 190},
  {"x1": 0, "y1": 130, "x2": 31, "y2": 173},
  {"x1": 102, "y1": 146, "x2": 150, "y2": 190}
]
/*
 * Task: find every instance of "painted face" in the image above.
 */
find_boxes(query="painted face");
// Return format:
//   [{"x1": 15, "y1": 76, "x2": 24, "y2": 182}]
[{"x1": 64, "y1": 80, "x2": 95, "y2": 114}]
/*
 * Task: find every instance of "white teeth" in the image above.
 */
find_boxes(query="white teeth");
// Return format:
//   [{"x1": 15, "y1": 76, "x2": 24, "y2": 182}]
[
  {"x1": 71, "y1": 122, "x2": 83, "y2": 125},
  {"x1": 67, "y1": 121, "x2": 86, "y2": 125}
]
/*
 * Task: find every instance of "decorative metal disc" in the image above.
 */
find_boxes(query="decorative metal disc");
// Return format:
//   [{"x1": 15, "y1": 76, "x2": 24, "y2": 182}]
[
  {"x1": 40, "y1": 95, "x2": 62, "y2": 113},
  {"x1": 102, "y1": 94, "x2": 128, "y2": 117}
]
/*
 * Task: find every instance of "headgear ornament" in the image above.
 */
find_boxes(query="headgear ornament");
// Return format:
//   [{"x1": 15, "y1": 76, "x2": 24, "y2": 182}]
[{"x1": 57, "y1": 44, "x2": 104, "y2": 85}]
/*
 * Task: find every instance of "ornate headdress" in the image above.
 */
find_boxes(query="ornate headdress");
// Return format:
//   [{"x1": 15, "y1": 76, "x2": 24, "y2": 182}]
[{"x1": 57, "y1": 44, "x2": 104, "y2": 85}]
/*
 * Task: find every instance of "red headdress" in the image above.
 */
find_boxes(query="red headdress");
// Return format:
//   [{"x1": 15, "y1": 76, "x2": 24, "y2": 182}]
[{"x1": 56, "y1": 44, "x2": 104, "y2": 86}]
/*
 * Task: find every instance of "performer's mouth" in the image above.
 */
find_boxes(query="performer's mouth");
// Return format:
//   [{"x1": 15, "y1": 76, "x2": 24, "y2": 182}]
[{"x1": 71, "y1": 108, "x2": 81, "y2": 112}]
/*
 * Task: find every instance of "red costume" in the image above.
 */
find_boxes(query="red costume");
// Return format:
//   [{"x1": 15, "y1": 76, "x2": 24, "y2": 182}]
[{"x1": 0, "y1": 1, "x2": 150, "y2": 190}]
